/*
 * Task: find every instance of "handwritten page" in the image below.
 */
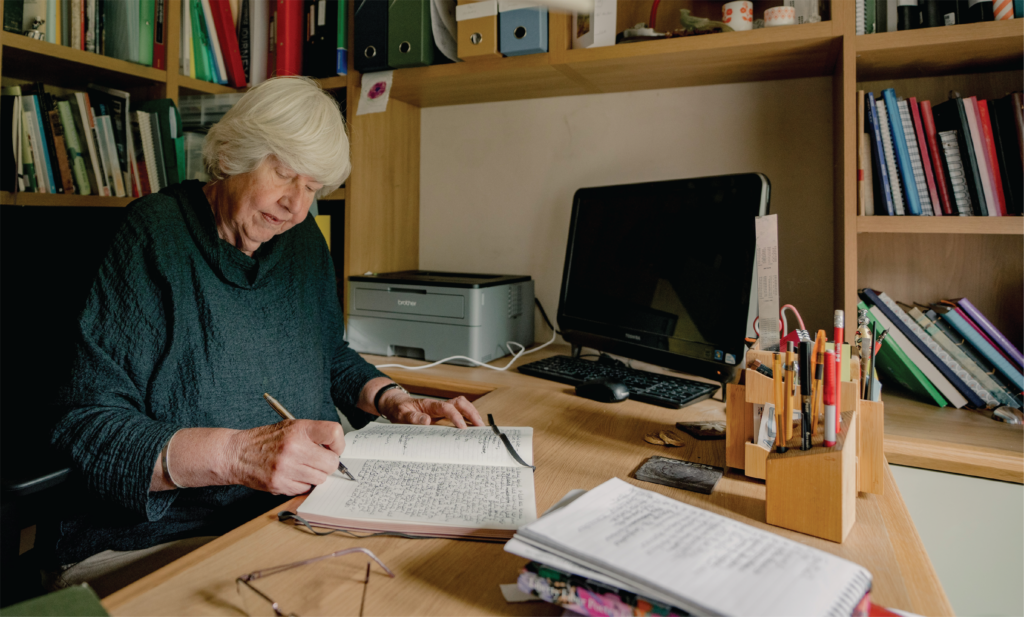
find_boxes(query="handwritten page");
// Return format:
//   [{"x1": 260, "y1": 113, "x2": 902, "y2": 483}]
[
  {"x1": 299, "y1": 459, "x2": 536, "y2": 530},
  {"x1": 516, "y1": 478, "x2": 871, "y2": 616},
  {"x1": 342, "y1": 424, "x2": 533, "y2": 467}
]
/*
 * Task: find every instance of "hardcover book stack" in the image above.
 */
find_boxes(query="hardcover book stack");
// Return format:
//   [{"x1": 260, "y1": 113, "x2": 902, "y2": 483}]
[
  {"x1": 1, "y1": 84, "x2": 184, "y2": 197},
  {"x1": 859, "y1": 290, "x2": 1023, "y2": 411},
  {"x1": 1, "y1": 0, "x2": 350, "y2": 88},
  {"x1": 857, "y1": 88, "x2": 1024, "y2": 217},
  {"x1": 857, "y1": 0, "x2": 1021, "y2": 33}
]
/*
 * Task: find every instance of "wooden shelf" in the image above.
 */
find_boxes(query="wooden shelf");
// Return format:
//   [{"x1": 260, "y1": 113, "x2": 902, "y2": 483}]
[
  {"x1": 1, "y1": 32, "x2": 166, "y2": 87},
  {"x1": 882, "y1": 387, "x2": 1023, "y2": 483},
  {"x1": 857, "y1": 215, "x2": 1024, "y2": 235},
  {"x1": 176, "y1": 74, "x2": 241, "y2": 95},
  {"x1": 1, "y1": 191, "x2": 135, "y2": 207},
  {"x1": 320, "y1": 188, "x2": 345, "y2": 201},
  {"x1": 856, "y1": 20, "x2": 1024, "y2": 81},
  {"x1": 317, "y1": 75, "x2": 347, "y2": 90},
  {"x1": 388, "y1": 21, "x2": 839, "y2": 108}
]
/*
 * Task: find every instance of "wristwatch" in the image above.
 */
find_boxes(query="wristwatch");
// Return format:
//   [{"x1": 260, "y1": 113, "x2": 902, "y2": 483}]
[{"x1": 373, "y1": 382, "x2": 408, "y2": 414}]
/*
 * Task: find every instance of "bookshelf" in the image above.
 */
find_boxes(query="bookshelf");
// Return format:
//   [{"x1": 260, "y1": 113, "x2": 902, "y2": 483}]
[{"x1": 2, "y1": 1, "x2": 1021, "y2": 480}]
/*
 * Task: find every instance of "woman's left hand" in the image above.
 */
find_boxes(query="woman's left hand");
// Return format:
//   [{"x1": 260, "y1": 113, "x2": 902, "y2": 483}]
[{"x1": 379, "y1": 392, "x2": 485, "y2": 429}]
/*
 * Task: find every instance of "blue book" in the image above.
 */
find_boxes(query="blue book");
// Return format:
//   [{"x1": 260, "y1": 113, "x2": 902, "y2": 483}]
[
  {"x1": 866, "y1": 92, "x2": 895, "y2": 216},
  {"x1": 861, "y1": 289, "x2": 986, "y2": 408},
  {"x1": 882, "y1": 88, "x2": 923, "y2": 215},
  {"x1": 28, "y1": 95, "x2": 57, "y2": 194},
  {"x1": 935, "y1": 305, "x2": 1024, "y2": 392}
]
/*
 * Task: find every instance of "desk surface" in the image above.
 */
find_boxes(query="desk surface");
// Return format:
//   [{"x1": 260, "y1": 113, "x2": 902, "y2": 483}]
[{"x1": 104, "y1": 347, "x2": 953, "y2": 616}]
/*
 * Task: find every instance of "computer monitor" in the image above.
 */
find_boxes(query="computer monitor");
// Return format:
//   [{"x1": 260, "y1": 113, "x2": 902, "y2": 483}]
[{"x1": 556, "y1": 173, "x2": 770, "y2": 384}]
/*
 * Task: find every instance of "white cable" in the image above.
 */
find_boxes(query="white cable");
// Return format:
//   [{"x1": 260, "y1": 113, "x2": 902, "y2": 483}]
[{"x1": 375, "y1": 327, "x2": 558, "y2": 372}]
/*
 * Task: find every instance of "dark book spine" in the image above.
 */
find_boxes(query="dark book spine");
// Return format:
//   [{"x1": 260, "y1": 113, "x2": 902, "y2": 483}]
[
  {"x1": 964, "y1": 0, "x2": 994, "y2": 21},
  {"x1": 48, "y1": 107, "x2": 77, "y2": 193},
  {"x1": 3, "y1": 0, "x2": 23, "y2": 33},
  {"x1": 897, "y1": 0, "x2": 921, "y2": 28},
  {"x1": 239, "y1": 0, "x2": 251, "y2": 82},
  {"x1": 921, "y1": 0, "x2": 947, "y2": 25},
  {"x1": 35, "y1": 89, "x2": 66, "y2": 194},
  {"x1": 877, "y1": 0, "x2": 889, "y2": 30}
]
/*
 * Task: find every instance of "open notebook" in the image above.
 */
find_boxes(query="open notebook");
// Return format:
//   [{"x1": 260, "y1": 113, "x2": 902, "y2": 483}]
[
  {"x1": 297, "y1": 424, "x2": 537, "y2": 540},
  {"x1": 506, "y1": 478, "x2": 872, "y2": 616}
]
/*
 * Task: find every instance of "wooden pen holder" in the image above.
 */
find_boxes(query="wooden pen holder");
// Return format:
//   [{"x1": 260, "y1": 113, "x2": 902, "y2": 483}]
[{"x1": 725, "y1": 349, "x2": 885, "y2": 543}]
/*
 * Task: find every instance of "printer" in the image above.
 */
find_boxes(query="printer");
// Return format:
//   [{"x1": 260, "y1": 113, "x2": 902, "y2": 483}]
[{"x1": 347, "y1": 271, "x2": 535, "y2": 366}]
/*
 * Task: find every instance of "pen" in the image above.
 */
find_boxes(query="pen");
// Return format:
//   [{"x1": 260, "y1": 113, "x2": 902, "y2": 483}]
[
  {"x1": 773, "y1": 352, "x2": 787, "y2": 453},
  {"x1": 263, "y1": 393, "x2": 358, "y2": 482},
  {"x1": 799, "y1": 341, "x2": 813, "y2": 450},
  {"x1": 784, "y1": 342, "x2": 796, "y2": 445},
  {"x1": 834, "y1": 310, "x2": 844, "y2": 430},
  {"x1": 811, "y1": 330, "x2": 826, "y2": 437},
  {"x1": 823, "y1": 349, "x2": 836, "y2": 447},
  {"x1": 857, "y1": 310, "x2": 871, "y2": 400},
  {"x1": 866, "y1": 322, "x2": 879, "y2": 402}
]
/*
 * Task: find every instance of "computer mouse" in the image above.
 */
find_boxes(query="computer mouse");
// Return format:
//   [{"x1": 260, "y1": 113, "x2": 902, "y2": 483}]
[{"x1": 575, "y1": 379, "x2": 630, "y2": 403}]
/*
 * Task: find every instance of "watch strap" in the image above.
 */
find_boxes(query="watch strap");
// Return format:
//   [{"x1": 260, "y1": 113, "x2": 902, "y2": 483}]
[{"x1": 373, "y1": 382, "x2": 408, "y2": 414}]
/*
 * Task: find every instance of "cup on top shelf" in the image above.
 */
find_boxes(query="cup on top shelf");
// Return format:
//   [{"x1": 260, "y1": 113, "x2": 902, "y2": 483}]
[
  {"x1": 764, "y1": 5, "x2": 797, "y2": 26},
  {"x1": 722, "y1": 1, "x2": 754, "y2": 31}
]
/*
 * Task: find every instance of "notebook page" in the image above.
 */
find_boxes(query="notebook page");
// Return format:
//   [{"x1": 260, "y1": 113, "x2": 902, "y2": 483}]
[
  {"x1": 298, "y1": 459, "x2": 536, "y2": 529},
  {"x1": 342, "y1": 424, "x2": 533, "y2": 466},
  {"x1": 517, "y1": 478, "x2": 871, "y2": 617}
]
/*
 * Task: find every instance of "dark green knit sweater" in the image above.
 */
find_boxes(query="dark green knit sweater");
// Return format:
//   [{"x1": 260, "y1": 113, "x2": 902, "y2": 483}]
[{"x1": 43, "y1": 180, "x2": 384, "y2": 566}]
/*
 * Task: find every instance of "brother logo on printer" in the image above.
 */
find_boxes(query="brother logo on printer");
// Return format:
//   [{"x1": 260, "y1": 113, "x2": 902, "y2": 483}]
[
  {"x1": 625, "y1": 333, "x2": 640, "y2": 341},
  {"x1": 398, "y1": 300, "x2": 417, "y2": 307}
]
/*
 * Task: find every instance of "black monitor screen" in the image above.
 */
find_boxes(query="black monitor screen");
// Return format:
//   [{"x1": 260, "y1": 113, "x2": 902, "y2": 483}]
[{"x1": 557, "y1": 174, "x2": 769, "y2": 382}]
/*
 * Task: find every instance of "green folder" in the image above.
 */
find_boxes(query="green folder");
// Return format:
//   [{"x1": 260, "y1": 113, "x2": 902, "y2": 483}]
[
  {"x1": 859, "y1": 301, "x2": 948, "y2": 407},
  {"x1": 139, "y1": 0, "x2": 155, "y2": 66},
  {"x1": 0, "y1": 585, "x2": 108, "y2": 616},
  {"x1": 190, "y1": 0, "x2": 214, "y2": 82},
  {"x1": 388, "y1": 0, "x2": 434, "y2": 68}
]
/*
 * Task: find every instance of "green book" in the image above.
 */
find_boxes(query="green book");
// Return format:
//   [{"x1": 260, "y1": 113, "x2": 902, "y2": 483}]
[
  {"x1": 859, "y1": 301, "x2": 948, "y2": 407},
  {"x1": 190, "y1": 0, "x2": 214, "y2": 82},
  {"x1": 0, "y1": 585, "x2": 108, "y2": 616},
  {"x1": 138, "y1": 99, "x2": 182, "y2": 185},
  {"x1": 57, "y1": 100, "x2": 93, "y2": 195}
]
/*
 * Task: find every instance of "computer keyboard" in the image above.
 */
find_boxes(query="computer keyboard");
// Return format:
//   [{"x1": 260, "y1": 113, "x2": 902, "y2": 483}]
[{"x1": 517, "y1": 355, "x2": 719, "y2": 409}]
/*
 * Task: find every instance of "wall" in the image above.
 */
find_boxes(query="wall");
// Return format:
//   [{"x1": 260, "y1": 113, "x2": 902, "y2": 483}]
[
  {"x1": 419, "y1": 77, "x2": 835, "y2": 346},
  {"x1": 890, "y1": 465, "x2": 1024, "y2": 617}
]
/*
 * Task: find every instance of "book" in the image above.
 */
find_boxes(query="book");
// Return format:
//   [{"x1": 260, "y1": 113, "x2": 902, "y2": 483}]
[
  {"x1": 138, "y1": 99, "x2": 181, "y2": 186},
  {"x1": 303, "y1": 0, "x2": 338, "y2": 77},
  {"x1": 908, "y1": 97, "x2": 940, "y2": 215},
  {"x1": 353, "y1": 0, "x2": 390, "y2": 73},
  {"x1": 24, "y1": 88, "x2": 65, "y2": 194},
  {"x1": 103, "y1": 0, "x2": 140, "y2": 64},
  {"x1": 3, "y1": 0, "x2": 23, "y2": 33},
  {"x1": 1, "y1": 93, "x2": 19, "y2": 192},
  {"x1": 896, "y1": 99, "x2": 934, "y2": 215},
  {"x1": 866, "y1": 92, "x2": 895, "y2": 215},
  {"x1": 129, "y1": 111, "x2": 153, "y2": 195},
  {"x1": 938, "y1": 130, "x2": 973, "y2": 215},
  {"x1": 963, "y1": 96, "x2": 997, "y2": 215},
  {"x1": 952, "y1": 297, "x2": 1024, "y2": 370},
  {"x1": 74, "y1": 92, "x2": 108, "y2": 195},
  {"x1": 183, "y1": 130, "x2": 207, "y2": 181},
  {"x1": 336, "y1": 0, "x2": 347, "y2": 75},
  {"x1": 976, "y1": 100, "x2": 1007, "y2": 216},
  {"x1": 990, "y1": 96, "x2": 1023, "y2": 216},
  {"x1": 273, "y1": 0, "x2": 304, "y2": 76},
  {"x1": 153, "y1": 0, "x2": 167, "y2": 69},
  {"x1": 200, "y1": 0, "x2": 229, "y2": 84},
  {"x1": 20, "y1": 109, "x2": 37, "y2": 191},
  {"x1": 882, "y1": 89, "x2": 922, "y2": 215},
  {"x1": 181, "y1": 0, "x2": 192, "y2": 75},
  {"x1": 935, "y1": 304, "x2": 1024, "y2": 392},
  {"x1": 876, "y1": 97, "x2": 905, "y2": 215},
  {"x1": 56, "y1": 99, "x2": 92, "y2": 195},
  {"x1": 919, "y1": 100, "x2": 956, "y2": 216},
  {"x1": 88, "y1": 84, "x2": 132, "y2": 195},
  {"x1": 859, "y1": 301, "x2": 948, "y2": 407},
  {"x1": 190, "y1": 0, "x2": 215, "y2": 82},
  {"x1": 297, "y1": 423, "x2": 537, "y2": 539},
  {"x1": 932, "y1": 97, "x2": 988, "y2": 215},
  {"x1": 140, "y1": 0, "x2": 156, "y2": 66},
  {"x1": 237, "y1": 0, "x2": 250, "y2": 80},
  {"x1": 210, "y1": 0, "x2": 246, "y2": 87},
  {"x1": 506, "y1": 478, "x2": 873, "y2": 616},
  {"x1": 22, "y1": 96, "x2": 51, "y2": 193},
  {"x1": 862, "y1": 289, "x2": 987, "y2": 408},
  {"x1": 249, "y1": 0, "x2": 269, "y2": 85},
  {"x1": 900, "y1": 302, "x2": 1004, "y2": 408},
  {"x1": 94, "y1": 110, "x2": 125, "y2": 196},
  {"x1": 47, "y1": 102, "x2": 77, "y2": 194},
  {"x1": 857, "y1": 90, "x2": 873, "y2": 215}
]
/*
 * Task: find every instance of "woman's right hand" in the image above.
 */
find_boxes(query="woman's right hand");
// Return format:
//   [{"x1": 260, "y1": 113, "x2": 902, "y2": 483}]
[{"x1": 227, "y1": 420, "x2": 346, "y2": 495}]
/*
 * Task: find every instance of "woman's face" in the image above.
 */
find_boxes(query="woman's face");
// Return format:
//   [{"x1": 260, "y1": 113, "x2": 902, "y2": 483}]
[{"x1": 214, "y1": 156, "x2": 323, "y2": 255}]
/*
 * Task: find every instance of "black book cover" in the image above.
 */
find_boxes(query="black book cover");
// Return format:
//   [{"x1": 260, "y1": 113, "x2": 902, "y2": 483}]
[
  {"x1": 897, "y1": 2, "x2": 921, "y2": 29},
  {"x1": 1, "y1": 95, "x2": 17, "y2": 191},
  {"x1": 354, "y1": 0, "x2": 388, "y2": 73},
  {"x1": 88, "y1": 85, "x2": 130, "y2": 191},
  {"x1": 962, "y1": 0, "x2": 994, "y2": 21},
  {"x1": 304, "y1": 0, "x2": 339, "y2": 77},
  {"x1": 990, "y1": 97, "x2": 1023, "y2": 215},
  {"x1": 238, "y1": 0, "x2": 250, "y2": 82},
  {"x1": 932, "y1": 97, "x2": 988, "y2": 215},
  {"x1": 3, "y1": 0, "x2": 23, "y2": 33}
]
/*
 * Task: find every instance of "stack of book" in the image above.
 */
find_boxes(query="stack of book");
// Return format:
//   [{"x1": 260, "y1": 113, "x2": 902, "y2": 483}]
[
  {"x1": 859, "y1": 289, "x2": 1023, "y2": 411},
  {"x1": 857, "y1": 89, "x2": 1024, "y2": 217},
  {"x1": 1, "y1": 0, "x2": 349, "y2": 87},
  {"x1": 1, "y1": 84, "x2": 183, "y2": 197},
  {"x1": 857, "y1": 0, "x2": 1021, "y2": 34}
]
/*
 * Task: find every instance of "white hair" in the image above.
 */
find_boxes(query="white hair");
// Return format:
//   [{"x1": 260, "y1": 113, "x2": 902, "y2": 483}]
[{"x1": 202, "y1": 76, "x2": 350, "y2": 198}]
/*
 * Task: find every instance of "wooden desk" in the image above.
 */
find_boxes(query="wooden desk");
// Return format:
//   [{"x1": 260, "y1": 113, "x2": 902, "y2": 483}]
[{"x1": 104, "y1": 349, "x2": 953, "y2": 616}]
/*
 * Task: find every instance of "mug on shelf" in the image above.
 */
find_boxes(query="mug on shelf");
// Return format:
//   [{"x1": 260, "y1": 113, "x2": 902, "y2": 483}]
[
  {"x1": 764, "y1": 5, "x2": 797, "y2": 26},
  {"x1": 722, "y1": 1, "x2": 754, "y2": 31}
]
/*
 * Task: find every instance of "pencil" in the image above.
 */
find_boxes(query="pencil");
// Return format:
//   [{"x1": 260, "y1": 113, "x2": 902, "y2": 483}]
[
  {"x1": 264, "y1": 393, "x2": 358, "y2": 482},
  {"x1": 784, "y1": 343, "x2": 796, "y2": 443},
  {"x1": 772, "y1": 352, "x2": 786, "y2": 452},
  {"x1": 811, "y1": 330, "x2": 826, "y2": 437}
]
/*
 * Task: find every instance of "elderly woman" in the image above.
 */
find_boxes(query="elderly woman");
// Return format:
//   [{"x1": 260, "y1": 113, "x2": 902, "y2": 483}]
[{"x1": 41, "y1": 77, "x2": 484, "y2": 591}]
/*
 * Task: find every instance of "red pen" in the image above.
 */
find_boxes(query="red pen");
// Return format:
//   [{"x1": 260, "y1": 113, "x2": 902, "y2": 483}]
[
  {"x1": 824, "y1": 350, "x2": 837, "y2": 447},
  {"x1": 834, "y1": 310, "x2": 844, "y2": 429}
]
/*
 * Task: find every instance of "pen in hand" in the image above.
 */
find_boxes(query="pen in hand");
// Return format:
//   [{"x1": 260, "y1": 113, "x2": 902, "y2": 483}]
[{"x1": 263, "y1": 393, "x2": 358, "y2": 482}]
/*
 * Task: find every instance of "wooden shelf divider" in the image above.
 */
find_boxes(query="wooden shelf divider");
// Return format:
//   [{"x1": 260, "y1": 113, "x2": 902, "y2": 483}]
[
  {"x1": 176, "y1": 74, "x2": 241, "y2": 96},
  {"x1": 320, "y1": 188, "x2": 345, "y2": 201},
  {"x1": 857, "y1": 216, "x2": 1024, "y2": 235},
  {"x1": 2, "y1": 32, "x2": 167, "y2": 86},
  {"x1": 856, "y1": 19, "x2": 1023, "y2": 81}
]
